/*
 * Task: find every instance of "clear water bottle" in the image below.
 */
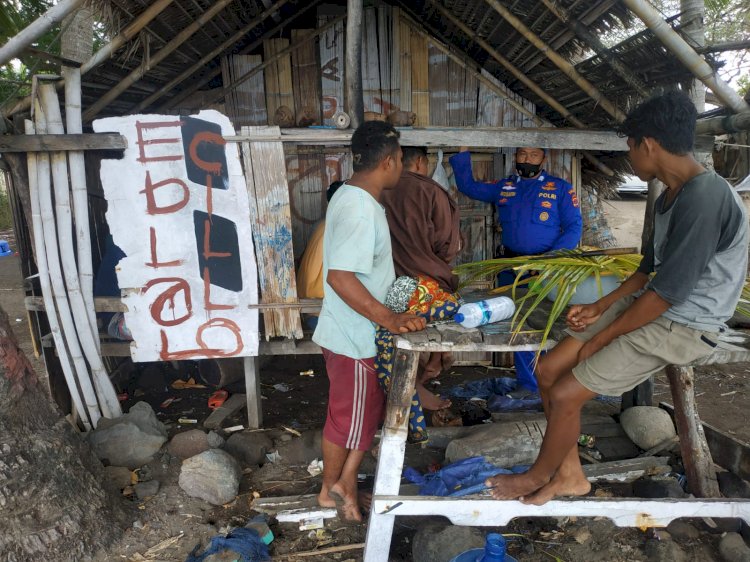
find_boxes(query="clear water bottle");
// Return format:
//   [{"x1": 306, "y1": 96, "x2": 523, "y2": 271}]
[
  {"x1": 453, "y1": 297, "x2": 515, "y2": 328},
  {"x1": 448, "y1": 532, "x2": 517, "y2": 562}
]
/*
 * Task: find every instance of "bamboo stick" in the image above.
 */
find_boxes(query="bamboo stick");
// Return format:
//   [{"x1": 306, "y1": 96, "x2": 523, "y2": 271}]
[
  {"x1": 5, "y1": 0, "x2": 175, "y2": 117},
  {"x1": 130, "y1": 0, "x2": 289, "y2": 113},
  {"x1": 0, "y1": 0, "x2": 85, "y2": 67},
  {"x1": 346, "y1": 0, "x2": 365, "y2": 127},
  {"x1": 33, "y1": 102, "x2": 102, "y2": 427},
  {"x1": 162, "y1": 0, "x2": 321, "y2": 111},
  {"x1": 24, "y1": 119, "x2": 93, "y2": 431},
  {"x1": 83, "y1": 0, "x2": 236, "y2": 121},
  {"x1": 483, "y1": 0, "x2": 627, "y2": 122},
  {"x1": 623, "y1": 0, "x2": 750, "y2": 114},
  {"x1": 39, "y1": 83, "x2": 121, "y2": 419},
  {"x1": 203, "y1": 16, "x2": 345, "y2": 109}
]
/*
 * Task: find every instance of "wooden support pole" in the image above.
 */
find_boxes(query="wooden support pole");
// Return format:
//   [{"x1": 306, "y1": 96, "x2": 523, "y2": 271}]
[
  {"x1": 202, "y1": 16, "x2": 345, "y2": 109},
  {"x1": 161, "y1": 1, "x2": 321, "y2": 111},
  {"x1": 244, "y1": 356, "x2": 262, "y2": 429},
  {"x1": 697, "y1": 39, "x2": 750, "y2": 54},
  {"x1": 623, "y1": 0, "x2": 750, "y2": 114},
  {"x1": 0, "y1": 134, "x2": 127, "y2": 153},
  {"x1": 696, "y1": 112, "x2": 750, "y2": 135},
  {"x1": 345, "y1": 0, "x2": 365, "y2": 128},
  {"x1": 83, "y1": 0, "x2": 236, "y2": 121},
  {"x1": 540, "y1": 0, "x2": 650, "y2": 98},
  {"x1": 421, "y1": 5, "x2": 615, "y2": 176},
  {"x1": 0, "y1": 0, "x2": 85, "y2": 67},
  {"x1": 483, "y1": 0, "x2": 627, "y2": 122},
  {"x1": 130, "y1": 0, "x2": 291, "y2": 113},
  {"x1": 5, "y1": 0, "x2": 175, "y2": 117},
  {"x1": 665, "y1": 365, "x2": 721, "y2": 498}
]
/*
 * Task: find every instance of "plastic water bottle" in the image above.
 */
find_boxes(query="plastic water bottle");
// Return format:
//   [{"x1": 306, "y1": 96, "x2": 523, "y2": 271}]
[
  {"x1": 453, "y1": 297, "x2": 515, "y2": 328},
  {"x1": 448, "y1": 532, "x2": 517, "y2": 562}
]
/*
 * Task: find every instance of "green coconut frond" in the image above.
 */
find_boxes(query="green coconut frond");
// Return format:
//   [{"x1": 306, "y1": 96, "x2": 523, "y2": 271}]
[{"x1": 454, "y1": 249, "x2": 644, "y2": 356}]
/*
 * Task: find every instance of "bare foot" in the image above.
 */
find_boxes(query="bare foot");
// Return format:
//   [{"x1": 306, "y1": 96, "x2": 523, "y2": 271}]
[
  {"x1": 485, "y1": 472, "x2": 548, "y2": 500},
  {"x1": 319, "y1": 488, "x2": 371, "y2": 511},
  {"x1": 329, "y1": 485, "x2": 363, "y2": 523},
  {"x1": 359, "y1": 490, "x2": 372, "y2": 511},
  {"x1": 521, "y1": 471, "x2": 591, "y2": 506},
  {"x1": 416, "y1": 382, "x2": 451, "y2": 410}
]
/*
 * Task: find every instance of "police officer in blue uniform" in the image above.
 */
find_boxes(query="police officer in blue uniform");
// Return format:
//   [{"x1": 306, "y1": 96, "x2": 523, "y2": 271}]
[{"x1": 449, "y1": 146, "x2": 583, "y2": 392}]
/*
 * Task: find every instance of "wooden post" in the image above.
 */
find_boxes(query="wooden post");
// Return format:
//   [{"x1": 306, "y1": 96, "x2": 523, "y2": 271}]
[
  {"x1": 345, "y1": 0, "x2": 364, "y2": 128},
  {"x1": 130, "y1": 0, "x2": 290, "y2": 113},
  {"x1": 364, "y1": 348, "x2": 420, "y2": 562},
  {"x1": 244, "y1": 356, "x2": 262, "y2": 428},
  {"x1": 483, "y1": 0, "x2": 627, "y2": 122},
  {"x1": 83, "y1": 0, "x2": 236, "y2": 121},
  {"x1": 665, "y1": 365, "x2": 721, "y2": 497},
  {"x1": 0, "y1": 0, "x2": 85, "y2": 67}
]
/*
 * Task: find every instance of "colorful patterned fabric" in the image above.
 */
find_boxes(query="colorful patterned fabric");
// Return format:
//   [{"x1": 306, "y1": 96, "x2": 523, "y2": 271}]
[{"x1": 376, "y1": 276, "x2": 460, "y2": 443}]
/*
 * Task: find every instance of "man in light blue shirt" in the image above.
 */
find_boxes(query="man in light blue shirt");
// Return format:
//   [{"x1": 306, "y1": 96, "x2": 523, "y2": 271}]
[{"x1": 313, "y1": 121, "x2": 426, "y2": 522}]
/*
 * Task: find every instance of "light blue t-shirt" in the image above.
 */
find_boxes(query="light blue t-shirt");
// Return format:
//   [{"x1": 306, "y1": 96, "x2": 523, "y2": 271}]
[{"x1": 312, "y1": 184, "x2": 395, "y2": 358}]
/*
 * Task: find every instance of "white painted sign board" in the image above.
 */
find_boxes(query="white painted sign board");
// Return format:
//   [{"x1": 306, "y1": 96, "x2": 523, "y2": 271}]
[{"x1": 94, "y1": 110, "x2": 259, "y2": 361}]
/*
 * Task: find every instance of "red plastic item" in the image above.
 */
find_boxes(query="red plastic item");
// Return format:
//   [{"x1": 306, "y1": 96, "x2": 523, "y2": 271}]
[{"x1": 208, "y1": 390, "x2": 229, "y2": 410}]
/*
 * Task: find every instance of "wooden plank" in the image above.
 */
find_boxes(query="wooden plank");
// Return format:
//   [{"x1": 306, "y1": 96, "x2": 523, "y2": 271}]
[
  {"x1": 370, "y1": 496, "x2": 750, "y2": 527},
  {"x1": 264, "y1": 38, "x2": 295, "y2": 125},
  {"x1": 661, "y1": 402, "x2": 750, "y2": 483},
  {"x1": 244, "y1": 357, "x2": 262, "y2": 429},
  {"x1": 428, "y1": 44, "x2": 448, "y2": 126},
  {"x1": 0, "y1": 133, "x2": 126, "y2": 152},
  {"x1": 318, "y1": 12, "x2": 346, "y2": 126},
  {"x1": 225, "y1": 127, "x2": 629, "y2": 151},
  {"x1": 221, "y1": 54, "x2": 267, "y2": 126},
  {"x1": 203, "y1": 393, "x2": 247, "y2": 430},
  {"x1": 410, "y1": 25, "x2": 429, "y2": 126},
  {"x1": 240, "y1": 126, "x2": 304, "y2": 340},
  {"x1": 361, "y1": 6, "x2": 380, "y2": 113},
  {"x1": 582, "y1": 456, "x2": 670, "y2": 483},
  {"x1": 666, "y1": 365, "x2": 721, "y2": 497},
  {"x1": 398, "y1": 14, "x2": 412, "y2": 112},
  {"x1": 291, "y1": 29, "x2": 323, "y2": 126}
]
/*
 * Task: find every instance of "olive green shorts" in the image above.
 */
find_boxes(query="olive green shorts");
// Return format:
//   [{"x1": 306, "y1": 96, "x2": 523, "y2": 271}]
[{"x1": 568, "y1": 295, "x2": 718, "y2": 396}]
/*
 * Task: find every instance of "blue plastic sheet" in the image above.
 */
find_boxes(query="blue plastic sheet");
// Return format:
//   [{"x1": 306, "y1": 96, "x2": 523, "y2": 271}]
[
  {"x1": 185, "y1": 527, "x2": 270, "y2": 562},
  {"x1": 403, "y1": 457, "x2": 530, "y2": 497},
  {"x1": 446, "y1": 377, "x2": 542, "y2": 412}
]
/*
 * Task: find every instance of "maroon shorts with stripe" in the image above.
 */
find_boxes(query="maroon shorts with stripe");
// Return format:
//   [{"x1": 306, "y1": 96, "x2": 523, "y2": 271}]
[{"x1": 322, "y1": 348, "x2": 385, "y2": 451}]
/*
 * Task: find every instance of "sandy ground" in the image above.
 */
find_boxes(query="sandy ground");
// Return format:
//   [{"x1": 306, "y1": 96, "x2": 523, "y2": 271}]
[{"x1": 603, "y1": 194, "x2": 647, "y2": 250}]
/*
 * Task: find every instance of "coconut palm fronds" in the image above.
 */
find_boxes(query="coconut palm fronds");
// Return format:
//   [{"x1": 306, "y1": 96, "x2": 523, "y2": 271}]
[
  {"x1": 735, "y1": 281, "x2": 750, "y2": 319},
  {"x1": 454, "y1": 248, "x2": 644, "y2": 356}
]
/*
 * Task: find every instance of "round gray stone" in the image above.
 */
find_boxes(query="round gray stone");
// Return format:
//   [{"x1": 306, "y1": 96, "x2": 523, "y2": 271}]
[
  {"x1": 620, "y1": 406, "x2": 677, "y2": 450},
  {"x1": 719, "y1": 532, "x2": 750, "y2": 562},
  {"x1": 179, "y1": 449, "x2": 241, "y2": 506},
  {"x1": 168, "y1": 429, "x2": 210, "y2": 459}
]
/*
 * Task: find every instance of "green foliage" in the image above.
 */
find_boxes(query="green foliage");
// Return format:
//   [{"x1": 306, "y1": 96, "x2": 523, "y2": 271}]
[{"x1": 0, "y1": 186, "x2": 12, "y2": 232}]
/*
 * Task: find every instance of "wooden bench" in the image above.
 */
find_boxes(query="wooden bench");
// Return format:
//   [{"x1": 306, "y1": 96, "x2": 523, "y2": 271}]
[{"x1": 363, "y1": 324, "x2": 750, "y2": 562}]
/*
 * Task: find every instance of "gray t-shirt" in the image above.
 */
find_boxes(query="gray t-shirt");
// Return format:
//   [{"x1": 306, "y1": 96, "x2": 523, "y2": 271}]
[{"x1": 638, "y1": 171, "x2": 749, "y2": 332}]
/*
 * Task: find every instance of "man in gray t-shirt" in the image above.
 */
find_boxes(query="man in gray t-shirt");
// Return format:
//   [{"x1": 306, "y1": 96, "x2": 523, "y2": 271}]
[{"x1": 484, "y1": 91, "x2": 749, "y2": 505}]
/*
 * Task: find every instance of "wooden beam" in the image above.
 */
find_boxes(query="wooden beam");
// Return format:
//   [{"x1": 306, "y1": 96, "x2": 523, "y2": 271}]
[
  {"x1": 483, "y1": 0, "x2": 627, "y2": 122},
  {"x1": 225, "y1": 126, "x2": 629, "y2": 151},
  {"x1": 540, "y1": 0, "x2": 650, "y2": 98},
  {"x1": 202, "y1": 15, "x2": 344, "y2": 109},
  {"x1": 345, "y1": 0, "x2": 365, "y2": 127},
  {"x1": 0, "y1": 0, "x2": 85, "y2": 67},
  {"x1": 697, "y1": 39, "x2": 750, "y2": 54},
  {"x1": 696, "y1": 111, "x2": 750, "y2": 135},
  {"x1": 666, "y1": 365, "x2": 720, "y2": 498},
  {"x1": 129, "y1": 0, "x2": 291, "y2": 113},
  {"x1": 161, "y1": 1, "x2": 321, "y2": 111},
  {"x1": 0, "y1": 133, "x2": 127, "y2": 153},
  {"x1": 83, "y1": 0, "x2": 236, "y2": 121}
]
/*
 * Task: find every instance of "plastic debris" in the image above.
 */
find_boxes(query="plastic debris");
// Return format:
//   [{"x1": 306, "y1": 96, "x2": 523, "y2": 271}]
[
  {"x1": 265, "y1": 451, "x2": 281, "y2": 464},
  {"x1": 224, "y1": 425, "x2": 245, "y2": 433},
  {"x1": 273, "y1": 383, "x2": 290, "y2": 392},
  {"x1": 299, "y1": 517, "x2": 325, "y2": 531},
  {"x1": 307, "y1": 458, "x2": 323, "y2": 477},
  {"x1": 171, "y1": 377, "x2": 207, "y2": 389},
  {"x1": 299, "y1": 369, "x2": 315, "y2": 377},
  {"x1": 177, "y1": 418, "x2": 198, "y2": 424},
  {"x1": 578, "y1": 434, "x2": 596, "y2": 448},
  {"x1": 159, "y1": 396, "x2": 180, "y2": 408},
  {"x1": 208, "y1": 389, "x2": 229, "y2": 410}
]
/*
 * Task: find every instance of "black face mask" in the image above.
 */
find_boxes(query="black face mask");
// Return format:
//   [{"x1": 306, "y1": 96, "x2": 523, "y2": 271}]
[{"x1": 516, "y1": 162, "x2": 542, "y2": 178}]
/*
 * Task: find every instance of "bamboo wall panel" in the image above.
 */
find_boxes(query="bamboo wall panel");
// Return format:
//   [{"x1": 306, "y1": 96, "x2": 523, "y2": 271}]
[
  {"x1": 318, "y1": 14, "x2": 345, "y2": 126},
  {"x1": 241, "y1": 126, "x2": 303, "y2": 340},
  {"x1": 264, "y1": 38, "x2": 295, "y2": 125},
  {"x1": 428, "y1": 45, "x2": 449, "y2": 126},
  {"x1": 221, "y1": 55, "x2": 267, "y2": 126},
  {"x1": 286, "y1": 147, "x2": 326, "y2": 259},
  {"x1": 398, "y1": 13, "x2": 412, "y2": 113},
  {"x1": 410, "y1": 29, "x2": 429, "y2": 125},
  {"x1": 361, "y1": 7, "x2": 381, "y2": 113},
  {"x1": 291, "y1": 29, "x2": 323, "y2": 127}
]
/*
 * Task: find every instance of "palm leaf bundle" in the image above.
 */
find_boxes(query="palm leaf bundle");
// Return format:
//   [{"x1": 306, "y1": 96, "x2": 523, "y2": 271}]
[
  {"x1": 735, "y1": 281, "x2": 750, "y2": 319},
  {"x1": 454, "y1": 248, "x2": 643, "y2": 355}
]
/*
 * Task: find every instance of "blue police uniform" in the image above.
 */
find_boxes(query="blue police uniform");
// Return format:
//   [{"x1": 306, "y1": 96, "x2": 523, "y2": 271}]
[{"x1": 449, "y1": 151, "x2": 583, "y2": 391}]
